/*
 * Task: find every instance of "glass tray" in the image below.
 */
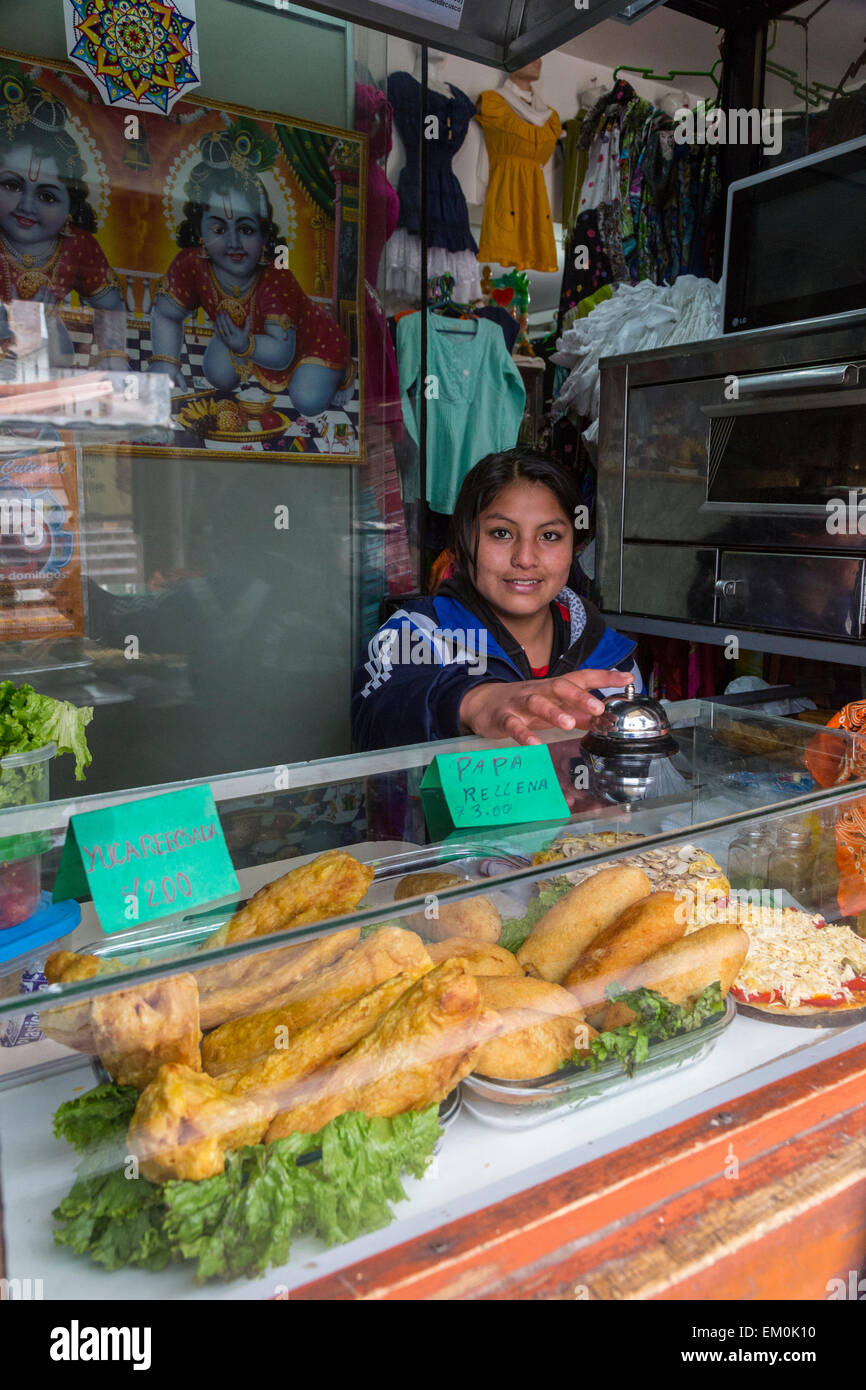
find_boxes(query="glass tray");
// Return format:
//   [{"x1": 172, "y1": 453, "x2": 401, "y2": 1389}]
[{"x1": 460, "y1": 995, "x2": 737, "y2": 1130}]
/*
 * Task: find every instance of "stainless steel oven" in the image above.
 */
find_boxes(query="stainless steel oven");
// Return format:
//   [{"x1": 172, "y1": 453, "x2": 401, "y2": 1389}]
[{"x1": 596, "y1": 312, "x2": 866, "y2": 663}]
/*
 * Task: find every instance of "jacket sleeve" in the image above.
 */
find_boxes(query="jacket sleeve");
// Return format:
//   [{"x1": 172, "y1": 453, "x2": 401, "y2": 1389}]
[{"x1": 351, "y1": 623, "x2": 506, "y2": 752}]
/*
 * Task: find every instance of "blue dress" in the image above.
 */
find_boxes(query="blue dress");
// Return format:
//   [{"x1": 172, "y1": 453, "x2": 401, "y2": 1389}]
[{"x1": 387, "y1": 71, "x2": 477, "y2": 254}]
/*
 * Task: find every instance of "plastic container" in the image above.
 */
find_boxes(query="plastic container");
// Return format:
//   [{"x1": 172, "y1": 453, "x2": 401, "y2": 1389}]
[{"x1": 0, "y1": 741, "x2": 55, "y2": 931}]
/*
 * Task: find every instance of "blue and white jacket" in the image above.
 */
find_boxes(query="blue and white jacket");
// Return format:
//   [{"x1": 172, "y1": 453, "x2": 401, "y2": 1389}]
[{"x1": 351, "y1": 576, "x2": 638, "y2": 752}]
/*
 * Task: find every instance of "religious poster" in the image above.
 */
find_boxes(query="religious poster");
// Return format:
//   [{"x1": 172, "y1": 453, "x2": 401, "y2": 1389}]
[
  {"x1": 0, "y1": 50, "x2": 366, "y2": 463},
  {"x1": 0, "y1": 428, "x2": 84, "y2": 642}
]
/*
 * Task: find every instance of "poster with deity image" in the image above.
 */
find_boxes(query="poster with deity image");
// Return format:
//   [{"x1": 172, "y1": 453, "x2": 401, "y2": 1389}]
[{"x1": 0, "y1": 50, "x2": 366, "y2": 463}]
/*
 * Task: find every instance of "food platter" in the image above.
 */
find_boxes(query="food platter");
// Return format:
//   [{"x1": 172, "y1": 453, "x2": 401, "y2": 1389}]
[
  {"x1": 460, "y1": 996, "x2": 736, "y2": 1130},
  {"x1": 732, "y1": 998, "x2": 866, "y2": 1029}
]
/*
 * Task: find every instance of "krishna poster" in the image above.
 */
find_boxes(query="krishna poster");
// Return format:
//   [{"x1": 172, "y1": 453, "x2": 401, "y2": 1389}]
[{"x1": 0, "y1": 47, "x2": 366, "y2": 463}]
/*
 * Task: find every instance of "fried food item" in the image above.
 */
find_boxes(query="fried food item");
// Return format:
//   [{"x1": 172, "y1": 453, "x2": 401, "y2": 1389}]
[
  {"x1": 224, "y1": 968, "x2": 429, "y2": 1104},
  {"x1": 564, "y1": 891, "x2": 687, "y2": 1015},
  {"x1": 41, "y1": 951, "x2": 127, "y2": 1052},
  {"x1": 600, "y1": 923, "x2": 750, "y2": 1030},
  {"x1": 516, "y1": 866, "x2": 652, "y2": 983},
  {"x1": 89, "y1": 974, "x2": 202, "y2": 1089},
  {"x1": 426, "y1": 936, "x2": 523, "y2": 976},
  {"x1": 41, "y1": 950, "x2": 202, "y2": 1089},
  {"x1": 195, "y1": 927, "x2": 360, "y2": 1032},
  {"x1": 209, "y1": 850, "x2": 374, "y2": 948},
  {"x1": 265, "y1": 960, "x2": 500, "y2": 1138},
  {"x1": 201, "y1": 927, "x2": 431, "y2": 1074},
  {"x1": 473, "y1": 975, "x2": 591, "y2": 1079},
  {"x1": 394, "y1": 872, "x2": 501, "y2": 942},
  {"x1": 127, "y1": 1063, "x2": 267, "y2": 1183}
]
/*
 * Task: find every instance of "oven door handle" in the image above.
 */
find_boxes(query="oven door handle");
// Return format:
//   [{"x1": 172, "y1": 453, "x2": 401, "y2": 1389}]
[
  {"x1": 702, "y1": 385, "x2": 866, "y2": 418},
  {"x1": 736, "y1": 364, "x2": 862, "y2": 395}
]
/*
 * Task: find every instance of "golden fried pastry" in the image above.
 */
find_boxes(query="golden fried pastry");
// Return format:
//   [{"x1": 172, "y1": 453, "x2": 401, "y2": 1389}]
[
  {"x1": 201, "y1": 927, "x2": 431, "y2": 1074},
  {"x1": 127, "y1": 1063, "x2": 266, "y2": 1183},
  {"x1": 265, "y1": 960, "x2": 500, "y2": 1139},
  {"x1": 224, "y1": 968, "x2": 429, "y2": 1105},
  {"x1": 89, "y1": 973, "x2": 202, "y2": 1090},
  {"x1": 564, "y1": 891, "x2": 687, "y2": 1016},
  {"x1": 209, "y1": 850, "x2": 374, "y2": 948},
  {"x1": 394, "y1": 872, "x2": 501, "y2": 942},
  {"x1": 517, "y1": 865, "x2": 652, "y2": 983},
  {"x1": 195, "y1": 927, "x2": 360, "y2": 1032},
  {"x1": 41, "y1": 951, "x2": 127, "y2": 1053},
  {"x1": 425, "y1": 936, "x2": 523, "y2": 976},
  {"x1": 473, "y1": 974, "x2": 590, "y2": 1080},
  {"x1": 600, "y1": 923, "x2": 750, "y2": 1031}
]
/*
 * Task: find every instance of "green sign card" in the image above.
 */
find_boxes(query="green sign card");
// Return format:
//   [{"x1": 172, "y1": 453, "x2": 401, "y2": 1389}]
[
  {"x1": 420, "y1": 745, "x2": 570, "y2": 839},
  {"x1": 53, "y1": 784, "x2": 240, "y2": 934}
]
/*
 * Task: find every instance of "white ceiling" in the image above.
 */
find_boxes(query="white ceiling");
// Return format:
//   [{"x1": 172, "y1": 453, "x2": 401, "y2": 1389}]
[{"x1": 560, "y1": 0, "x2": 866, "y2": 107}]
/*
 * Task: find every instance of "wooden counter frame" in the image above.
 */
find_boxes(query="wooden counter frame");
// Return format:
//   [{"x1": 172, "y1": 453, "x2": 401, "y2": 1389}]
[{"x1": 287, "y1": 1041, "x2": 866, "y2": 1301}]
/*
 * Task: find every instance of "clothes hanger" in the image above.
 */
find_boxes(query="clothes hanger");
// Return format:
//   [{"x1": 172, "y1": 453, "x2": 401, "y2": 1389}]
[
  {"x1": 611, "y1": 60, "x2": 721, "y2": 110},
  {"x1": 765, "y1": 20, "x2": 838, "y2": 110},
  {"x1": 429, "y1": 272, "x2": 476, "y2": 329}
]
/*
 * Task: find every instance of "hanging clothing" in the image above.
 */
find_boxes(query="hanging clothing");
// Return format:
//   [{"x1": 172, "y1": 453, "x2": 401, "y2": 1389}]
[
  {"x1": 355, "y1": 83, "x2": 402, "y2": 435},
  {"x1": 385, "y1": 71, "x2": 481, "y2": 303},
  {"x1": 561, "y1": 110, "x2": 589, "y2": 231},
  {"x1": 396, "y1": 311, "x2": 525, "y2": 514},
  {"x1": 475, "y1": 90, "x2": 561, "y2": 273}
]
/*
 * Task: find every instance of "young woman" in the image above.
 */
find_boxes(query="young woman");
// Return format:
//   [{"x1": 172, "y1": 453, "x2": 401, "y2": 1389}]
[{"x1": 352, "y1": 448, "x2": 639, "y2": 751}]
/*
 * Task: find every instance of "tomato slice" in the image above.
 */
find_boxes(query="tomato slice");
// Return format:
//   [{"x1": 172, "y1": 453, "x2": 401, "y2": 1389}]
[
  {"x1": 801, "y1": 994, "x2": 843, "y2": 1008},
  {"x1": 732, "y1": 987, "x2": 781, "y2": 1005}
]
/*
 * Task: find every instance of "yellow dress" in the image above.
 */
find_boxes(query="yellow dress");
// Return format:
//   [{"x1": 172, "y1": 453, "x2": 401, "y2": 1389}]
[{"x1": 476, "y1": 91, "x2": 562, "y2": 273}]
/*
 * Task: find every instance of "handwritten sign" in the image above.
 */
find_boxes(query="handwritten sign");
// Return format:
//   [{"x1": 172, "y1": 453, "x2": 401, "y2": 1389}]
[
  {"x1": 52, "y1": 785, "x2": 240, "y2": 934},
  {"x1": 421, "y1": 745, "x2": 569, "y2": 839}
]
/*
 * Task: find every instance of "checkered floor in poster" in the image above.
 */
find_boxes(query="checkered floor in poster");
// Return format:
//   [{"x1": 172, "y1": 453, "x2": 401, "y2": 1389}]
[{"x1": 69, "y1": 319, "x2": 361, "y2": 456}]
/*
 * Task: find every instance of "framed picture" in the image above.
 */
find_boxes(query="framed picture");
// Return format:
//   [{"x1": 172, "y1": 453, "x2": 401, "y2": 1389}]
[{"x1": 0, "y1": 49, "x2": 367, "y2": 464}]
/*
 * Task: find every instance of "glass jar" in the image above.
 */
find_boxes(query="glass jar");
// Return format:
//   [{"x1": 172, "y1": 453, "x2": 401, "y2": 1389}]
[
  {"x1": 768, "y1": 823, "x2": 816, "y2": 908},
  {"x1": 727, "y1": 826, "x2": 770, "y2": 893}
]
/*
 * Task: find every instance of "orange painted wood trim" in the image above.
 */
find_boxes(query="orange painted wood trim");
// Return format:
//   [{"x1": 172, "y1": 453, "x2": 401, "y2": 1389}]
[{"x1": 288, "y1": 1041, "x2": 866, "y2": 1301}]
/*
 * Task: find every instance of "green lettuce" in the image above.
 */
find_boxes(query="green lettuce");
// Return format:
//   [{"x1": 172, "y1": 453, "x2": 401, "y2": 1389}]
[
  {"x1": 0, "y1": 680, "x2": 93, "y2": 783},
  {"x1": 52, "y1": 1083, "x2": 442, "y2": 1285},
  {"x1": 498, "y1": 877, "x2": 574, "y2": 954},
  {"x1": 570, "y1": 982, "x2": 725, "y2": 1078},
  {"x1": 53, "y1": 1082, "x2": 139, "y2": 1152}
]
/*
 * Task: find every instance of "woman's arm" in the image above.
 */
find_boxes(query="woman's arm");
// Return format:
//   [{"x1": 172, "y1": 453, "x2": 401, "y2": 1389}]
[{"x1": 459, "y1": 668, "x2": 633, "y2": 747}]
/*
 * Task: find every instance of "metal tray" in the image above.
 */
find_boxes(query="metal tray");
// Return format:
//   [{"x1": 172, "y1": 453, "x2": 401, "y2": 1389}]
[
  {"x1": 734, "y1": 999, "x2": 866, "y2": 1029},
  {"x1": 460, "y1": 995, "x2": 737, "y2": 1130}
]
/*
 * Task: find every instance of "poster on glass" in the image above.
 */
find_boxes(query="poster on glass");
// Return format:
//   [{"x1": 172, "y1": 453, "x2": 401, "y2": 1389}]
[{"x1": 0, "y1": 49, "x2": 366, "y2": 463}]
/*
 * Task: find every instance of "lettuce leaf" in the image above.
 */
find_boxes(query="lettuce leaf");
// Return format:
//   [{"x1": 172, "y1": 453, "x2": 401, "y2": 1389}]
[
  {"x1": 570, "y1": 982, "x2": 725, "y2": 1078},
  {"x1": 53, "y1": 1082, "x2": 138, "y2": 1152},
  {"x1": 0, "y1": 680, "x2": 92, "y2": 781},
  {"x1": 498, "y1": 878, "x2": 574, "y2": 954},
  {"x1": 52, "y1": 1083, "x2": 443, "y2": 1285}
]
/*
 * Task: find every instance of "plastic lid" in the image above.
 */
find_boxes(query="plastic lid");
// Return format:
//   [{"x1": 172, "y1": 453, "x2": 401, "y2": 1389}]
[{"x1": 0, "y1": 898, "x2": 81, "y2": 966}]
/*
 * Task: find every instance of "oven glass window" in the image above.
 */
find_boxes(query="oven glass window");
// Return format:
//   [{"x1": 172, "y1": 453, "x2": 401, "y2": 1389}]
[{"x1": 707, "y1": 403, "x2": 866, "y2": 507}]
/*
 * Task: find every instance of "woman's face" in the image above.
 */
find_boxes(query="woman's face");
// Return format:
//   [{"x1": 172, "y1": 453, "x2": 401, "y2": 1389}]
[
  {"x1": 201, "y1": 187, "x2": 263, "y2": 279},
  {"x1": 0, "y1": 145, "x2": 71, "y2": 246},
  {"x1": 473, "y1": 479, "x2": 573, "y2": 622}
]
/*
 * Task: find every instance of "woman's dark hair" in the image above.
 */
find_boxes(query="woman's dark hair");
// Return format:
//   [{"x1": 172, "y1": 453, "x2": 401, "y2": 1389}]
[
  {"x1": 0, "y1": 120, "x2": 97, "y2": 232},
  {"x1": 176, "y1": 164, "x2": 286, "y2": 258},
  {"x1": 448, "y1": 447, "x2": 580, "y2": 578}
]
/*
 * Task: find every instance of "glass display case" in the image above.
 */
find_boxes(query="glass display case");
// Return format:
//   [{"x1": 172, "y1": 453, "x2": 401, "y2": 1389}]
[{"x1": 0, "y1": 703, "x2": 865, "y2": 1298}]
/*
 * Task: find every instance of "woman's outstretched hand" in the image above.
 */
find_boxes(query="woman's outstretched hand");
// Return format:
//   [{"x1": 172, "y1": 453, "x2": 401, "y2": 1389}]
[{"x1": 459, "y1": 669, "x2": 634, "y2": 747}]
